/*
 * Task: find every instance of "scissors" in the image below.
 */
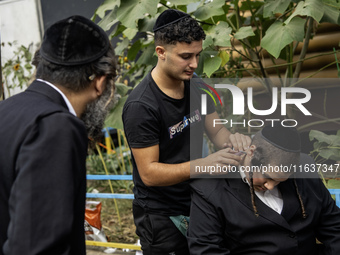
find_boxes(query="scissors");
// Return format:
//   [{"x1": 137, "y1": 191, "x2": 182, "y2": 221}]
[{"x1": 233, "y1": 150, "x2": 247, "y2": 156}]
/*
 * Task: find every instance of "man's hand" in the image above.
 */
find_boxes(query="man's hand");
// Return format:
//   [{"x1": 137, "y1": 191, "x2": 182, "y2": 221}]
[
  {"x1": 191, "y1": 148, "x2": 243, "y2": 177},
  {"x1": 224, "y1": 132, "x2": 252, "y2": 152}
]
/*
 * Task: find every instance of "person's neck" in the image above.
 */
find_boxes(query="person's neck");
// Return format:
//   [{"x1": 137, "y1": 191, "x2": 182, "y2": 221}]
[
  {"x1": 56, "y1": 84, "x2": 89, "y2": 117},
  {"x1": 151, "y1": 66, "x2": 185, "y2": 99}
]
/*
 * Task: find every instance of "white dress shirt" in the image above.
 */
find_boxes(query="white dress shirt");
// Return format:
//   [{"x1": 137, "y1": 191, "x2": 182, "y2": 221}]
[{"x1": 240, "y1": 170, "x2": 284, "y2": 214}]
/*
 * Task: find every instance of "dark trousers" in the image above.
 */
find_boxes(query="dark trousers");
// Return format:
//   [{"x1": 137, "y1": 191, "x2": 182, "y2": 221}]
[{"x1": 133, "y1": 203, "x2": 190, "y2": 255}]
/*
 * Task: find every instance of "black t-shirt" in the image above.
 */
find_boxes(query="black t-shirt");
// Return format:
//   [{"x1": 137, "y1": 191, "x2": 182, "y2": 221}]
[{"x1": 122, "y1": 72, "x2": 215, "y2": 215}]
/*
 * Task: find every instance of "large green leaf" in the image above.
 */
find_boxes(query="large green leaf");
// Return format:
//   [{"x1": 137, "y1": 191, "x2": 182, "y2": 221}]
[
  {"x1": 320, "y1": 4, "x2": 340, "y2": 24},
  {"x1": 117, "y1": 0, "x2": 159, "y2": 28},
  {"x1": 207, "y1": 21, "x2": 232, "y2": 47},
  {"x1": 138, "y1": 16, "x2": 158, "y2": 32},
  {"x1": 105, "y1": 95, "x2": 128, "y2": 130},
  {"x1": 319, "y1": 149, "x2": 340, "y2": 161},
  {"x1": 285, "y1": 0, "x2": 325, "y2": 24},
  {"x1": 310, "y1": 130, "x2": 340, "y2": 146},
  {"x1": 94, "y1": 0, "x2": 120, "y2": 19},
  {"x1": 98, "y1": 9, "x2": 118, "y2": 31},
  {"x1": 261, "y1": 18, "x2": 305, "y2": 59},
  {"x1": 203, "y1": 56, "x2": 222, "y2": 78},
  {"x1": 234, "y1": 26, "x2": 255, "y2": 40},
  {"x1": 323, "y1": 0, "x2": 340, "y2": 8},
  {"x1": 263, "y1": 0, "x2": 291, "y2": 18},
  {"x1": 124, "y1": 28, "x2": 138, "y2": 40},
  {"x1": 168, "y1": 0, "x2": 200, "y2": 5},
  {"x1": 193, "y1": 0, "x2": 226, "y2": 21}
]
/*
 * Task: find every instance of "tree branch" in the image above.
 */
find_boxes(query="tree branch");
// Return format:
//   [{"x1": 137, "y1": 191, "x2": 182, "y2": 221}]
[{"x1": 293, "y1": 17, "x2": 314, "y2": 79}]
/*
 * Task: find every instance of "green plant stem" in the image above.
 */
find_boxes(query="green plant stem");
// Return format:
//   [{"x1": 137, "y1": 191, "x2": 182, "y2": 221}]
[
  {"x1": 293, "y1": 17, "x2": 314, "y2": 79},
  {"x1": 288, "y1": 43, "x2": 294, "y2": 78},
  {"x1": 95, "y1": 144, "x2": 122, "y2": 225},
  {"x1": 297, "y1": 117, "x2": 340, "y2": 131},
  {"x1": 269, "y1": 55, "x2": 282, "y2": 80},
  {"x1": 289, "y1": 60, "x2": 338, "y2": 87}
]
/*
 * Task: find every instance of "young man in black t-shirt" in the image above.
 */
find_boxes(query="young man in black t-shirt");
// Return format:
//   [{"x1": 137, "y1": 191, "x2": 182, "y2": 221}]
[{"x1": 123, "y1": 9, "x2": 251, "y2": 255}]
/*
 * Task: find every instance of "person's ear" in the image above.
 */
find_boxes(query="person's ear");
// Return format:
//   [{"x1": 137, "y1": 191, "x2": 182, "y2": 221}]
[
  {"x1": 94, "y1": 75, "x2": 106, "y2": 97},
  {"x1": 155, "y1": 46, "x2": 166, "y2": 60},
  {"x1": 247, "y1": 145, "x2": 256, "y2": 157}
]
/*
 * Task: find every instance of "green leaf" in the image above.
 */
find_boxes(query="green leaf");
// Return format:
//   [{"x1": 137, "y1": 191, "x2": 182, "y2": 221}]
[
  {"x1": 207, "y1": 21, "x2": 232, "y2": 47},
  {"x1": 326, "y1": 179, "x2": 340, "y2": 189},
  {"x1": 115, "y1": 82, "x2": 132, "y2": 97},
  {"x1": 240, "y1": 0, "x2": 264, "y2": 12},
  {"x1": 218, "y1": 50, "x2": 230, "y2": 67},
  {"x1": 319, "y1": 149, "x2": 340, "y2": 161},
  {"x1": 196, "y1": 51, "x2": 211, "y2": 76},
  {"x1": 94, "y1": 0, "x2": 120, "y2": 19},
  {"x1": 202, "y1": 35, "x2": 214, "y2": 50},
  {"x1": 105, "y1": 95, "x2": 128, "y2": 130},
  {"x1": 320, "y1": 4, "x2": 340, "y2": 24},
  {"x1": 138, "y1": 16, "x2": 158, "y2": 32},
  {"x1": 98, "y1": 9, "x2": 118, "y2": 31},
  {"x1": 109, "y1": 23, "x2": 126, "y2": 39},
  {"x1": 193, "y1": 0, "x2": 226, "y2": 21},
  {"x1": 285, "y1": 0, "x2": 325, "y2": 24},
  {"x1": 24, "y1": 64, "x2": 32, "y2": 70},
  {"x1": 261, "y1": 18, "x2": 305, "y2": 59},
  {"x1": 310, "y1": 130, "x2": 340, "y2": 146},
  {"x1": 322, "y1": 0, "x2": 340, "y2": 9},
  {"x1": 117, "y1": 0, "x2": 159, "y2": 28},
  {"x1": 136, "y1": 44, "x2": 157, "y2": 66},
  {"x1": 168, "y1": 0, "x2": 199, "y2": 5},
  {"x1": 234, "y1": 26, "x2": 255, "y2": 40},
  {"x1": 263, "y1": 0, "x2": 291, "y2": 18},
  {"x1": 203, "y1": 56, "x2": 222, "y2": 78},
  {"x1": 124, "y1": 28, "x2": 138, "y2": 40},
  {"x1": 115, "y1": 37, "x2": 130, "y2": 56},
  {"x1": 127, "y1": 40, "x2": 142, "y2": 61}
]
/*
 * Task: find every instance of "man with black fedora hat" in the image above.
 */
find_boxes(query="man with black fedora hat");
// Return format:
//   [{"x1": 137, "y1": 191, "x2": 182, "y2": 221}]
[
  {"x1": 123, "y1": 8, "x2": 251, "y2": 254},
  {"x1": 0, "y1": 15, "x2": 117, "y2": 254},
  {"x1": 188, "y1": 124, "x2": 340, "y2": 254}
]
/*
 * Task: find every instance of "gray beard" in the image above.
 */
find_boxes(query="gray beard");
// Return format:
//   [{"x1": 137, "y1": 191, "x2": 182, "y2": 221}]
[{"x1": 81, "y1": 81, "x2": 115, "y2": 142}]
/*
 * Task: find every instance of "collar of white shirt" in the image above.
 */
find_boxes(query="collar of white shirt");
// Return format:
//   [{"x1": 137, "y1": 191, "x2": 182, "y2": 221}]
[
  {"x1": 239, "y1": 168, "x2": 284, "y2": 214},
  {"x1": 37, "y1": 79, "x2": 77, "y2": 117}
]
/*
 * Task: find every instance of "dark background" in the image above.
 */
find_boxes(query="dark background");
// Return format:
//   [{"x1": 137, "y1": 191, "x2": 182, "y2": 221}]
[{"x1": 40, "y1": 0, "x2": 104, "y2": 31}]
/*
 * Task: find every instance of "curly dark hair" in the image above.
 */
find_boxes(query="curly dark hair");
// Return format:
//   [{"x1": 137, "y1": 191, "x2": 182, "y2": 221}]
[
  {"x1": 35, "y1": 44, "x2": 117, "y2": 92},
  {"x1": 154, "y1": 16, "x2": 206, "y2": 46}
]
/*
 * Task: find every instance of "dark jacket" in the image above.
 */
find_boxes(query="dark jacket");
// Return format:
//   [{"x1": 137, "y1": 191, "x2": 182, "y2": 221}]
[
  {"x1": 188, "y1": 155, "x2": 340, "y2": 255},
  {"x1": 0, "y1": 80, "x2": 88, "y2": 255}
]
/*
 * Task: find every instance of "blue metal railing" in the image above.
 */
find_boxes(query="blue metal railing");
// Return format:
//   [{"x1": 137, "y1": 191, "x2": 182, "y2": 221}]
[{"x1": 86, "y1": 174, "x2": 134, "y2": 199}]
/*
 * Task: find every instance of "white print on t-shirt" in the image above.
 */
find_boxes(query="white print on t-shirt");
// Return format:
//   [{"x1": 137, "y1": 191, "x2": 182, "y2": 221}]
[{"x1": 168, "y1": 109, "x2": 201, "y2": 139}]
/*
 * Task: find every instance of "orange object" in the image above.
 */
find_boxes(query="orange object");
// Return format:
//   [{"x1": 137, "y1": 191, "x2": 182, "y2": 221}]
[{"x1": 85, "y1": 201, "x2": 102, "y2": 230}]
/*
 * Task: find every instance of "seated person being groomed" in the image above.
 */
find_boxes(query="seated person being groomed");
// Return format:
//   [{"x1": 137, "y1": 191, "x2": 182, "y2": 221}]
[{"x1": 188, "y1": 125, "x2": 340, "y2": 255}]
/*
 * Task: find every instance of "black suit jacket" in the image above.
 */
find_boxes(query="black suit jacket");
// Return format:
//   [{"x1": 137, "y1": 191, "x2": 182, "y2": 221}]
[
  {"x1": 0, "y1": 80, "x2": 88, "y2": 255},
  {"x1": 188, "y1": 155, "x2": 340, "y2": 255}
]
